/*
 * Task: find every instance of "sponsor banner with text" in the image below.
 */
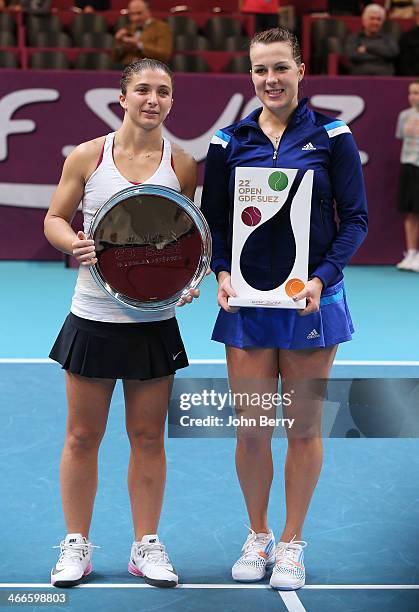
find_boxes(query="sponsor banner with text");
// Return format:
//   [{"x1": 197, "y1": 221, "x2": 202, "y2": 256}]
[{"x1": 0, "y1": 72, "x2": 409, "y2": 262}]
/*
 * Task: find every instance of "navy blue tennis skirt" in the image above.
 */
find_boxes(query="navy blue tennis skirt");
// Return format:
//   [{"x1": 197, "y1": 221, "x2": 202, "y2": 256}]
[
  {"x1": 398, "y1": 163, "x2": 419, "y2": 214},
  {"x1": 49, "y1": 313, "x2": 189, "y2": 380},
  {"x1": 212, "y1": 280, "x2": 353, "y2": 350}
]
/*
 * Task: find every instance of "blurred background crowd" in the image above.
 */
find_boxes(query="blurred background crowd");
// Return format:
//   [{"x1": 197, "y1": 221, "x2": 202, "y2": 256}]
[
  {"x1": 0, "y1": 1, "x2": 418, "y2": 75},
  {"x1": 1, "y1": 1, "x2": 418, "y2": 270}
]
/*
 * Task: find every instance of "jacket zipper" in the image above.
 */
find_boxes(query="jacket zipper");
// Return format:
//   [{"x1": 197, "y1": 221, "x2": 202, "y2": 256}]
[
  {"x1": 272, "y1": 131, "x2": 282, "y2": 164},
  {"x1": 271, "y1": 129, "x2": 287, "y2": 165},
  {"x1": 257, "y1": 128, "x2": 283, "y2": 165}
]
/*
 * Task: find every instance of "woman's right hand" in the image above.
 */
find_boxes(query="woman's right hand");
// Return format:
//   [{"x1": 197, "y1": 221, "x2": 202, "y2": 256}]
[
  {"x1": 217, "y1": 271, "x2": 239, "y2": 313},
  {"x1": 72, "y1": 231, "x2": 97, "y2": 266},
  {"x1": 115, "y1": 27, "x2": 128, "y2": 41}
]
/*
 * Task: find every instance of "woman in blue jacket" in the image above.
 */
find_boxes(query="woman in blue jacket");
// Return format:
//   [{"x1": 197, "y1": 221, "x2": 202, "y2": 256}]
[{"x1": 201, "y1": 27, "x2": 368, "y2": 591}]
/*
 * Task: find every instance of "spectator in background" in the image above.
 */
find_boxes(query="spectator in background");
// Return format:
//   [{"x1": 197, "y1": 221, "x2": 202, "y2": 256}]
[
  {"x1": 346, "y1": 3, "x2": 398, "y2": 75},
  {"x1": 73, "y1": 0, "x2": 110, "y2": 12},
  {"x1": 386, "y1": 0, "x2": 414, "y2": 18},
  {"x1": 395, "y1": 80, "x2": 419, "y2": 272},
  {"x1": 0, "y1": 0, "x2": 17, "y2": 8},
  {"x1": 6, "y1": 0, "x2": 51, "y2": 12},
  {"x1": 327, "y1": 1, "x2": 386, "y2": 15},
  {"x1": 113, "y1": 0, "x2": 172, "y2": 66},
  {"x1": 239, "y1": 0, "x2": 279, "y2": 32},
  {"x1": 398, "y1": 1, "x2": 419, "y2": 74}
]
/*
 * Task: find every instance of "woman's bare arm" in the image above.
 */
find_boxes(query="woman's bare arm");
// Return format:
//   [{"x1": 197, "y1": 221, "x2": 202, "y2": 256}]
[{"x1": 44, "y1": 138, "x2": 103, "y2": 262}]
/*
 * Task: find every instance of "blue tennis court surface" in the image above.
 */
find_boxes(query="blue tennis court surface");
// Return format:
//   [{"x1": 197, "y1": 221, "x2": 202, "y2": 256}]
[
  {"x1": 1, "y1": 262, "x2": 419, "y2": 611},
  {"x1": 2, "y1": 262, "x2": 419, "y2": 363}
]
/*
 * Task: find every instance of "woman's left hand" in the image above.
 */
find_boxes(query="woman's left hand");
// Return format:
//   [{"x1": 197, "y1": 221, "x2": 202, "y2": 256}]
[
  {"x1": 292, "y1": 277, "x2": 324, "y2": 317},
  {"x1": 176, "y1": 287, "x2": 200, "y2": 307}
]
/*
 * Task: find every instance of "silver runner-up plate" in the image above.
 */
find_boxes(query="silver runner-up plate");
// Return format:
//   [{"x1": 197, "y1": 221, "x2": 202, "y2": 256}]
[{"x1": 89, "y1": 184, "x2": 212, "y2": 310}]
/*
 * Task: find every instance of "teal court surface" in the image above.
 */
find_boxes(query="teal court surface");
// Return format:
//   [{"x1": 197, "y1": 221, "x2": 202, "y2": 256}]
[{"x1": 0, "y1": 262, "x2": 418, "y2": 611}]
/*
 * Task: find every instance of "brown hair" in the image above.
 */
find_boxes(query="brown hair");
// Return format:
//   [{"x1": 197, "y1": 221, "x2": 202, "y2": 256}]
[
  {"x1": 249, "y1": 27, "x2": 302, "y2": 66},
  {"x1": 120, "y1": 59, "x2": 174, "y2": 96},
  {"x1": 409, "y1": 79, "x2": 419, "y2": 87}
]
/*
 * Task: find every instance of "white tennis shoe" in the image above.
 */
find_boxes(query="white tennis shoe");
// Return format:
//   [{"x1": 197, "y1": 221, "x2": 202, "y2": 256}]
[
  {"x1": 51, "y1": 533, "x2": 95, "y2": 587},
  {"x1": 409, "y1": 252, "x2": 419, "y2": 272},
  {"x1": 270, "y1": 537, "x2": 307, "y2": 590},
  {"x1": 396, "y1": 250, "x2": 417, "y2": 270},
  {"x1": 232, "y1": 528, "x2": 276, "y2": 582},
  {"x1": 128, "y1": 534, "x2": 178, "y2": 588}
]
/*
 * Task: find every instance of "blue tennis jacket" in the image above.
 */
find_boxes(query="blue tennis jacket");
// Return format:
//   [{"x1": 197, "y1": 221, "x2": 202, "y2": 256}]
[{"x1": 200, "y1": 97, "x2": 368, "y2": 289}]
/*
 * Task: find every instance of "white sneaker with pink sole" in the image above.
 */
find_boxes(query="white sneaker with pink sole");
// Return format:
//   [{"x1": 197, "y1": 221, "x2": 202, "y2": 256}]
[
  {"x1": 51, "y1": 533, "x2": 95, "y2": 587},
  {"x1": 128, "y1": 534, "x2": 178, "y2": 588}
]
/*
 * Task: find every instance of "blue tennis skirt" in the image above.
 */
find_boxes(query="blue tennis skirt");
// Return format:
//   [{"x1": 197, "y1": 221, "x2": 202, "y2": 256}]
[{"x1": 212, "y1": 280, "x2": 354, "y2": 350}]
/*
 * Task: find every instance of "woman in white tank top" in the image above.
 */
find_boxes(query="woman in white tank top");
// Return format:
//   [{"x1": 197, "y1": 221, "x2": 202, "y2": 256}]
[{"x1": 44, "y1": 59, "x2": 199, "y2": 589}]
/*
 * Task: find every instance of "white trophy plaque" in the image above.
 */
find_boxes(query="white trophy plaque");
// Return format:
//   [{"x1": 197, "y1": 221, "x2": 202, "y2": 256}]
[{"x1": 228, "y1": 167, "x2": 313, "y2": 309}]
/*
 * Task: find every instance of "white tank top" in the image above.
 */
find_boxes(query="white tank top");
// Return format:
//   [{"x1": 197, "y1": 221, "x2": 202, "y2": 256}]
[{"x1": 71, "y1": 132, "x2": 181, "y2": 322}]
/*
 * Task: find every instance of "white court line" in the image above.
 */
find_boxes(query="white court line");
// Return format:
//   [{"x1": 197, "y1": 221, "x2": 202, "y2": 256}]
[
  {"x1": 0, "y1": 584, "x2": 269, "y2": 589},
  {"x1": 189, "y1": 359, "x2": 419, "y2": 367},
  {"x1": 304, "y1": 585, "x2": 419, "y2": 590},
  {"x1": 278, "y1": 591, "x2": 307, "y2": 612},
  {"x1": 1, "y1": 359, "x2": 419, "y2": 366},
  {"x1": 333, "y1": 360, "x2": 419, "y2": 366},
  {"x1": 1, "y1": 583, "x2": 418, "y2": 589},
  {"x1": 0, "y1": 359, "x2": 56, "y2": 363}
]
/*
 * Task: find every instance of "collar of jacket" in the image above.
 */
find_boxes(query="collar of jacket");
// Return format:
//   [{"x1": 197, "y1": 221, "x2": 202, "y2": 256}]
[
  {"x1": 360, "y1": 30, "x2": 385, "y2": 39},
  {"x1": 134, "y1": 18, "x2": 152, "y2": 32},
  {"x1": 233, "y1": 96, "x2": 310, "y2": 136}
]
